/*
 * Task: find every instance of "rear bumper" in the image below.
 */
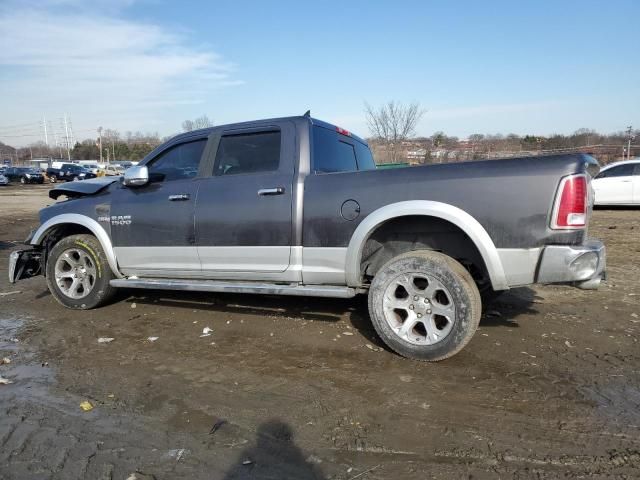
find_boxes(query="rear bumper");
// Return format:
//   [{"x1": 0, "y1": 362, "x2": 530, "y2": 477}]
[{"x1": 536, "y1": 239, "x2": 606, "y2": 289}]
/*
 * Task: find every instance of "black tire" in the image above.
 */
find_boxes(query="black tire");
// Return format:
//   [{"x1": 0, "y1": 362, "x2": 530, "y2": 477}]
[
  {"x1": 368, "y1": 250, "x2": 481, "y2": 361},
  {"x1": 46, "y1": 234, "x2": 117, "y2": 309}
]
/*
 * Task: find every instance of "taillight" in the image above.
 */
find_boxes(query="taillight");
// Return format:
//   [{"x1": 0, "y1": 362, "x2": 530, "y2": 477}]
[{"x1": 551, "y1": 174, "x2": 587, "y2": 229}]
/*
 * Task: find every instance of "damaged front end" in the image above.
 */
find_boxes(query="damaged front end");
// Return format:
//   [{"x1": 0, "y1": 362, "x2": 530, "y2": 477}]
[{"x1": 8, "y1": 248, "x2": 43, "y2": 283}]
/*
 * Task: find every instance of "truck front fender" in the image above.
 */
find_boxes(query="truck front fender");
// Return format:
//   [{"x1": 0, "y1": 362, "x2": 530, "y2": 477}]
[
  {"x1": 345, "y1": 200, "x2": 508, "y2": 290},
  {"x1": 30, "y1": 213, "x2": 122, "y2": 278}
]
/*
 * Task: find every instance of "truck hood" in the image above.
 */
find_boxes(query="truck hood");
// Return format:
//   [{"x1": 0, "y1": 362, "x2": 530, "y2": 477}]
[{"x1": 49, "y1": 177, "x2": 119, "y2": 200}]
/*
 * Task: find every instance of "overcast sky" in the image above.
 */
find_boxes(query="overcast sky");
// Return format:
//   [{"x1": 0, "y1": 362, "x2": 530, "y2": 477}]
[{"x1": 1, "y1": 0, "x2": 638, "y2": 146}]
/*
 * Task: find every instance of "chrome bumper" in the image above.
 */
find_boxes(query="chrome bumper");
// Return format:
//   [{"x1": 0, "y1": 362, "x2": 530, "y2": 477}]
[{"x1": 536, "y1": 239, "x2": 606, "y2": 290}]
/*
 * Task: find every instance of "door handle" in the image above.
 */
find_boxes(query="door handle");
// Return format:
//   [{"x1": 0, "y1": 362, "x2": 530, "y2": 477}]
[
  {"x1": 168, "y1": 193, "x2": 190, "y2": 201},
  {"x1": 258, "y1": 187, "x2": 285, "y2": 196}
]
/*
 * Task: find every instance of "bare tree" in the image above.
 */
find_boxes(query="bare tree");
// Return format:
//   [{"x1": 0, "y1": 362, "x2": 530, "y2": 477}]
[
  {"x1": 364, "y1": 101, "x2": 424, "y2": 163},
  {"x1": 182, "y1": 115, "x2": 213, "y2": 132}
]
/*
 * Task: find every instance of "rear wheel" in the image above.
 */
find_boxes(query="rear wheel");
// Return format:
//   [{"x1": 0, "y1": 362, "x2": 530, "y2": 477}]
[
  {"x1": 368, "y1": 250, "x2": 481, "y2": 361},
  {"x1": 46, "y1": 234, "x2": 117, "y2": 309}
]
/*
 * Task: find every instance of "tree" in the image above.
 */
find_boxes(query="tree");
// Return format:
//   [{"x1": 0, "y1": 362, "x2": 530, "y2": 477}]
[
  {"x1": 364, "y1": 101, "x2": 424, "y2": 163},
  {"x1": 182, "y1": 115, "x2": 213, "y2": 132}
]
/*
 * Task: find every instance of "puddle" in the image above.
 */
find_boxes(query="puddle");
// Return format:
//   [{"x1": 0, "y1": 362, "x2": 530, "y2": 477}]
[
  {"x1": 579, "y1": 378, "x2": 640, "y2": 425},
  {"x1": 0, "y1": 316, "x2": 54, "y2": 402}
]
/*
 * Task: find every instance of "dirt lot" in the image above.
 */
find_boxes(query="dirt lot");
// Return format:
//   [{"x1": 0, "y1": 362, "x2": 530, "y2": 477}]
[{"x1": 0, "y1": 184, "x2": 639, "y2": 479}]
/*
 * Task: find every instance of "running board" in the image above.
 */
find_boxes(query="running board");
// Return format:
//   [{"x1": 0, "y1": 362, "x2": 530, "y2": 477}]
[{"x1": 109, "y1": 278, "x2": 358, "y2": 298}]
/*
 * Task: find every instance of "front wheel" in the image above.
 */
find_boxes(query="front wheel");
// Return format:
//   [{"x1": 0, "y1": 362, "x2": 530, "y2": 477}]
[
  {"x1": 368, "y1": 250, "x2": 481, "y2": 361},
  {"x1": 46, "y1": 234, "x2": 117, "y2": 309}
]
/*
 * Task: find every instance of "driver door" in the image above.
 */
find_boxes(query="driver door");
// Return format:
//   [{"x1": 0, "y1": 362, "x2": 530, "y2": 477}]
[{"x1": 111, "y1": 136, "x2": 208, "y2": 276}]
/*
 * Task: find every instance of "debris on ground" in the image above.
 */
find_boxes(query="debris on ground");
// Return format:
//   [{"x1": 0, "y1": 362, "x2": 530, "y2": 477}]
[
  {"x1": 200, "y1": 327, "x2": 213, "y2": 337},
  {"x1": 365, "y1": 344, "x2": 383, "y2": 352},
  {"x1": 1, "y1": 357, "x2": 10, "y2": 365},
  {"x1": 147, "y1": 336, "x2": 159, "y2": 342},
  {"x1": 79, "y1": 401, "x2": 93, "y2": 411},
  {"x1": 126, "y1": 472, "x2": 156, "y2": 480},
  {"x1": 242, "y1": 459, "x2": 253, "y2": 465},
  {"x1": 342, "y1": 331, "x2": 354, "y2": 336},
  {"x1": 131, "y1": 303, "x2": 137, "y2": 309},
  {"x1": 209, "y1": 419, "x2": 227, "y2": 435},
  {"x1": 98, "y1": 337, "x2": 115, "y2": 344},
  {"x1": 164, "y1": 449, "x2": 188, "y2": 462},
  {"x1": 0, "y1": 376, "x2": 13, "y2": 385},
  {"x1": 0, "y1": 290, "x2": 21, "y2": 297},
  {"x1": 565, "y1": 340, "x2": 574, "y2": 348}
]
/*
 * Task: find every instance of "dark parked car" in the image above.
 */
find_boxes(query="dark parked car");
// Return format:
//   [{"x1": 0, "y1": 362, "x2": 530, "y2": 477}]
[
  {"x1": 9, "y1": 115, "x2": 605, "y2": 361},
  {"x1": 3, "y1": 167, "x2": 45, "y2": 184},
  {"x1": 46, "y1": 163, "x2": 97, "y2": 182}
]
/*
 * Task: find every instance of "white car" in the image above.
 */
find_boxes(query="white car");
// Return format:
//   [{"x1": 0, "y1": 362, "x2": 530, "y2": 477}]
[
  {"x1": 593, "y1": 159, "x2": 640, "y2": 206},
  {"x1": 104, "y1": 164, "x2": 125, "y2": 176}
]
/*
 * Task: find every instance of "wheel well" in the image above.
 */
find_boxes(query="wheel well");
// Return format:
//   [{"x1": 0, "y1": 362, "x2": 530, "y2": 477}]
[
  {"x1": 40, "y1": 223, "x2": 94, "y2": 272},
  {"x1": 359, "y1": 215, "x2": 490, "y2": 289}
]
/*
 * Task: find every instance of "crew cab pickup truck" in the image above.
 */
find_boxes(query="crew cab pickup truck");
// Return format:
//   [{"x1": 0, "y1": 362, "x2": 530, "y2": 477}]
[{"x1": 8, "y1": 115, "x2": 606, "y2": 361}]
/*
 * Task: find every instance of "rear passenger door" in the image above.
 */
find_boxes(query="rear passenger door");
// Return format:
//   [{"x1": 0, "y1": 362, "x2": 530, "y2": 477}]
[{"x1": 194, "y1": 121, "x2": 295, "y2": 276}]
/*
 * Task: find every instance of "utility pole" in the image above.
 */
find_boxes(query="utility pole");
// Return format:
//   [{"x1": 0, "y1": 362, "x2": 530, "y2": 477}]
[
  {"x1": 98, "y1": 127, "x2": 103, "y2": 163},
  {"x1": 42, "y1": 115, "x2": 49, "y2": 146},
  {"x1": 63, "y1": 114, "x2": 71, "y2": 161},
  {"x1": 626, "y1": 126, "x2": 634, "y2": 161}
]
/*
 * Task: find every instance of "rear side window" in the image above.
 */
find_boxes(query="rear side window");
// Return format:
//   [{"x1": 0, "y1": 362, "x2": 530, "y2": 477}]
[
  {"x1": 148, "y1": 139, "x2": 206, "y2": 182},
  {"x1": 354, "y1": 142, "x2": 376, "y2": 170},
  {"x1": 214, "y1": 131, "x2": 281, "y2": 176},
  {"x1": 597, "y1": 164, "x2": 635, "y2": 178},
  {"x1": 313, "y1": 126, "x2": 375, "y2": 173}
]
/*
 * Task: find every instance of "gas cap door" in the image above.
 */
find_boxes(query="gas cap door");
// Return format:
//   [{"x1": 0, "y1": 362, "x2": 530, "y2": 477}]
[{"x1": 341, "y1": 199, "x2": 361, "y2": 221}]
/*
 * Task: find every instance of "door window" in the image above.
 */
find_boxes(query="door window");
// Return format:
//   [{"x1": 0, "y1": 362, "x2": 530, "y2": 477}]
[
  {"x1": 597, "y1": 164, "x2": 635, "y2": 178},
  {"x1": 214, "y1": 131, "x2": 281, "y2": 176},
  {"x1": 148, "y1": 139, "x2": 206, "y2": 181}
]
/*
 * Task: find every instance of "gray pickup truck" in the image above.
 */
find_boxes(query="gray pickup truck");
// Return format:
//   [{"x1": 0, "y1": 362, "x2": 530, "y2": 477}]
[{"x1": 8, "y1": 115, "x2": 605, "y2": 361}]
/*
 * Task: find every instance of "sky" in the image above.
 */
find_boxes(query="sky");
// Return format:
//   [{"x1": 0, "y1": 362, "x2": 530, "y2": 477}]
[{"x1": 0, "y1": 0, "x2": 639, "y2": 146}]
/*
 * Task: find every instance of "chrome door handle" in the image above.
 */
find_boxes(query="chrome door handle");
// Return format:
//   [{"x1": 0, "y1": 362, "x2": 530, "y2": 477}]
[
  {"x1": 258, "y1": 187, "x2": 285, "y2": 196},
  {"x1": 168, "y1": 193, "x2": 190, "y2": 201}
]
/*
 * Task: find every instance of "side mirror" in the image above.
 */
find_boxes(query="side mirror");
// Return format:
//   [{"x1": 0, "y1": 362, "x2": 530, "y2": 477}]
[{"x1": 123, "y1": 165, "x2": 149, "y2": 187}]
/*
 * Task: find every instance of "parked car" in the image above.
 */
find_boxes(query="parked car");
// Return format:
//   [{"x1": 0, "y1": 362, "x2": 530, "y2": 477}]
[
  {"x1": 79, "y1": 163, "x2": 100, "y2": 175},
  {"x1": 46, "y1": 163, "x2": 97, "y2": 182},
  {"x1": 3, "y1": 166, "x2": 45, "y2": 184},
  {"x1": 8, "y1": 115, "x2": 606, "y2": 361},
  {"x1": 592, "y1": 159, "x2": 640, "y2": 205},
  {"x1": 104, "y1": 164, "x2": 125, "y2": 176},
  {"x1": 0, "y1": 173, "x2": 8, "y2": 185}
]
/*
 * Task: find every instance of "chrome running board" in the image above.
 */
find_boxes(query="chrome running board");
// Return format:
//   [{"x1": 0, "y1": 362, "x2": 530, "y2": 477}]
[{"x1": 110, "y1": 278, "x2": 358, "y2": 298}]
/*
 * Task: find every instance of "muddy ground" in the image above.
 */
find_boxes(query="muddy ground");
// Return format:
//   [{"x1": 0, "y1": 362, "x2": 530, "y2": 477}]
[{"x1": 0, "y1": 184, "x2": 639, "y2": 479}]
